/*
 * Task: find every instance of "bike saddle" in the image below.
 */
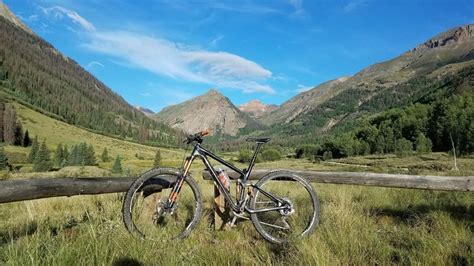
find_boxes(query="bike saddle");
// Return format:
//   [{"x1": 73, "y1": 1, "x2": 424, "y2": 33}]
[{"x1": 246, "y1": 137, "x2": 271, "y2": 143}]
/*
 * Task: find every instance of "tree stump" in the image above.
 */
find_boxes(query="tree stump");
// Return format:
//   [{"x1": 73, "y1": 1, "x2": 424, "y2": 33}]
[{"x1": 213, "y1": 184, "x2": 232, "y2": 230}]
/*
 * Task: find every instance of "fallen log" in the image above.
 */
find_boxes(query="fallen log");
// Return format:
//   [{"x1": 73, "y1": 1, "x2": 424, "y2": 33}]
[
  {"x1": 202, "y1": 169, "x2": 473, "y2": 192},
  {"x1": 0, "y1": 177, "x2": 136, "y2": 204}
]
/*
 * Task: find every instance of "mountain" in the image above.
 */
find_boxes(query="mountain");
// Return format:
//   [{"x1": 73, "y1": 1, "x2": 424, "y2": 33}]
[
  {"x1": 239, "y1": 100, "x2": 278, "y2": 118},
  {"x1": 0, "y1": 3, "x2": 181, "y2": 146},
  {"x1": 0, "y1": 1, "x2": 33, "y2": 35},
  {"x1": 154, "y1": 89, "x2": 261, "y2": 136},
  {"x1": 135, "y1": 106, "x2": 155, "y2": 117},
  {"x1": 263, "y1": 24, "x2": 474, "y2": 137},
  {"x1": 261, "y1": 77, "x2": 350, "y2": 125}
]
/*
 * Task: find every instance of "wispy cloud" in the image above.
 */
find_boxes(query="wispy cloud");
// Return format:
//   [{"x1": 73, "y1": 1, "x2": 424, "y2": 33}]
[
  {"x1": 287, "y1": 0, "x2": 308, "y2": 18},
  {"x1": 18, "y1": 14, "x2": 39, "y2": 22},
  {"x1": 35, "y1": 4, "x2": 275, "y2": 94},
  {"x1": 209, "y1": 2, "x2": 280, "y2": 15},
  {"x1": 40, "y1": 6, "x2": 96, "y2": 31},
  {"x1": 210, "y1": 35, "x2": 224, "y2": 47},
  {"x1": 296, "y1": 84, "x2": 313, "y2": 93},
  {"x1": 84, "y1": 31, "x2": 274, "y2": 94},
  {"x1": 86, "y1": 61, "x2": 104, "y2": 69},
  {"x1": 343, "y1": 0, "x2": 369, "y2": 13}
]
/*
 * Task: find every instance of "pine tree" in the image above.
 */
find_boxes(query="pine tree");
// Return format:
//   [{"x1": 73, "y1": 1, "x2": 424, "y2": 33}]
[
  {"x1": 78, "y1": 142, "x2": 87, "y2": 165},
  {"x1": 101, "y1": 147, "x2": 109, "y2": 162},
  {"x1": 33, "y1": 140, "x2": 52, "y2": 172},
  {"x1": 54, "y1": 143, "x2": 64, "y2": 167},
  {"x1": 154, "y1": 149, "x2": 161, "y2": 167},
  {"x1": 28, "y1": 136, "x2": 39, "y2": 163},
  {"x1": 69, "y1": 145, "x2": 79, "y2": 166},
  {"x1": 112, "y1": 155, "x2": 122, "y2": 174},
  {"x1": 22, "y1": 129, "x2": 31, "y2": 147},
  {"x1": 62, "y1": 145, "x2": 69, "y2": 167},
  {"x1": 0, "y1": 145, "x2": 8, "y2": 170},
  {"x1": 85, "y1": 144, "x2": 96, "y2": 165}
]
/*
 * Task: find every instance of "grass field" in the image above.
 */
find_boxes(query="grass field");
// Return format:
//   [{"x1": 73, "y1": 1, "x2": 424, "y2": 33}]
[
  {"x1": 0, "y1": 153, "x2": 472, "y2": 265},
  {"x1": 7, "y1": 102, "x2": 184, "y2": 175},
  {"x1": 0, "y1": 102, "x2": 473, "y2": 265}
]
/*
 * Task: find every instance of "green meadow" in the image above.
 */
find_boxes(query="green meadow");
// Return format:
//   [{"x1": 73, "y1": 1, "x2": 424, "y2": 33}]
[{"x1": 0, "y1": 103, "x2": 472, "y2": 265}]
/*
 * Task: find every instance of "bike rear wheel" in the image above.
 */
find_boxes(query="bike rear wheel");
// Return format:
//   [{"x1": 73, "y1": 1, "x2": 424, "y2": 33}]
[
  {"x1": 122, "y1": 168, "x2": 202, "y2": 241},
  {"x1": 249, "y1": 171, "x2": 320, "y2": 244}
]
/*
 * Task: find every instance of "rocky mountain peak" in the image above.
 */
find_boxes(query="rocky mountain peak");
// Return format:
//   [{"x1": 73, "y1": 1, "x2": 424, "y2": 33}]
[
  {"x1": 154, "y1": 90, "x2": 259, "y2": 136},
  {"x1": 204, "y1": 88, "x2": 223, "y2": 97},
  {"x1": 0, "y1": 1, "x2": 34, "y2": 35},
  {"x1": 239, "y1": 100, "x2": 278, "y2": 118},
  {"x1": 414, "y1": 24, "x2": 473, "y2": 51}
]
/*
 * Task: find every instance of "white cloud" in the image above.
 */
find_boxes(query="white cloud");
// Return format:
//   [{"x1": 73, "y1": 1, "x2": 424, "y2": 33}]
[
  {"x1": 36, "y1": 5, "x2": 275, "y2": 94},
  {"x1": 84, "y1": 31, "x2": 275, "y2": 94},
  {"x1": 185, "y1": 51, "x2": 271, "y2": 79},
  {"x1": 41, "y1": 6, "x2": 95, "y2": 31}
]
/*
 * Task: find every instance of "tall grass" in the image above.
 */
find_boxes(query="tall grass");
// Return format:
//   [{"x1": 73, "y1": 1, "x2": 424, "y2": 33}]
[{"x1": 1, "y1": 170, "x2": 472, "y2": 265}]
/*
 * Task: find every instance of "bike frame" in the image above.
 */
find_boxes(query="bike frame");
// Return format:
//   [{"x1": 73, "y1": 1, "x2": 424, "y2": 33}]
[{"x1": 167, "y1": 142, "x2": 288, "y2": 214}]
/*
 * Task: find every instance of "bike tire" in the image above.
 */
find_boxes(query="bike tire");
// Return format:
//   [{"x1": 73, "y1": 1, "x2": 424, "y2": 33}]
[
  {"x1": 122, "y1": 168, "x2": 203, "y2": 241},
  {"x1": 249, "y1": 170, "x2": 320, "y2": 244}
]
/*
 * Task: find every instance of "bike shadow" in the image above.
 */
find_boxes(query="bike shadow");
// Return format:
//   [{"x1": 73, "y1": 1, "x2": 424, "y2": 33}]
[{"x1": 112, "y1": 257, "x2": 143, "y2": 266}]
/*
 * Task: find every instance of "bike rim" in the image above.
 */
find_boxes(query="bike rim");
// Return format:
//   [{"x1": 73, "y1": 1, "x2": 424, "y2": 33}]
[
  {"x1": 253, "y1": 177, "x2": 316, "y2": 242},
  {"x1": 129, "y1": 177, "x2": 198, "y2": 241}
]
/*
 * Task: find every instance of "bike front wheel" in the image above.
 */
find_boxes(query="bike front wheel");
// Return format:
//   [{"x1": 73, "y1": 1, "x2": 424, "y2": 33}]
[
  {"x1": 122, "y1": 168, "x2": 203, "y2": 241},
  {"x1": 249, "y1": 171, "x2": 320, "y2": 244}
]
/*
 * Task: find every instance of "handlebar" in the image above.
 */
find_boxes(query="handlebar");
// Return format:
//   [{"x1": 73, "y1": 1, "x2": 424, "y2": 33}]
[{"x1": 184, "y1": 129, "x2": 211, "y2": 144}]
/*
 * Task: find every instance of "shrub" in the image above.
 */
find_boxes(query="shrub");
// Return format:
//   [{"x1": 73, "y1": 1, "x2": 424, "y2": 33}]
[
  {"x1": 295, "y1": 144, "x2": 319, "y2": 159},
  {"x1": 237, "y1": 150, "x2": 253, "y2": 163},
  {"x1": 261, "y1": 149, "x2": 282, "y2": 162},
  {"x1": 415, "y1": 134, "x2": 432, "y2": 154},
  {"x1": 394, "y1": 138, "x2": 413, "y2": 157}
]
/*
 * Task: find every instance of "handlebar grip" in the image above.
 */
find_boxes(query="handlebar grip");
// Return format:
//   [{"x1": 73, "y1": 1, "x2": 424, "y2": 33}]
[{"x1": 200, "y1": 129, "x2": 211, "y2": 136}]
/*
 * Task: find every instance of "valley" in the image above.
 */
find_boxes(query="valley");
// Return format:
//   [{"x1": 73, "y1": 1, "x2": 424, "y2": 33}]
[{"x1": 0, "y1": 1, "x2": 472, "y2": 265}]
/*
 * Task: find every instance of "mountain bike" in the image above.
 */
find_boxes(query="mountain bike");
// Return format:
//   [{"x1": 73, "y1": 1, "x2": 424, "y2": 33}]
[{"x1": 122, "y1": 130, "x2": 320, "y2": 244}]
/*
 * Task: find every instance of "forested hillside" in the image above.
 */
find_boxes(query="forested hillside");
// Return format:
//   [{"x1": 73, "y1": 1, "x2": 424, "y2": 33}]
[
  {"x1": 291, "y1": 94, "x2": 474, "y2": 161},
  {"x1": 0, "y1": 16, "x2": 183, "y2": 147},
  {"x1": 262, "y1": 24, "x2": 474, "y2": 141}
]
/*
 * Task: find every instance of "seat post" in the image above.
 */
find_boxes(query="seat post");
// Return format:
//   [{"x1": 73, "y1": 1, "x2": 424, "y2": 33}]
[{"x1": 246, "y1": 142, "x2": 263, "y2": 177}]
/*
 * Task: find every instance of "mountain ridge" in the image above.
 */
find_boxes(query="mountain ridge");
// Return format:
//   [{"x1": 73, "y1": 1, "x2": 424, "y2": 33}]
[{"x1": 153, "y1": 23, "x2": 473, "y2": 141}]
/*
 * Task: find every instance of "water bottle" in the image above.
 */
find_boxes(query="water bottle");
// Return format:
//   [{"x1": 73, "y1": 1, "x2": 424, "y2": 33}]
[{"x1": 217, "y1": 168, "x2": 230, "y2": 191}]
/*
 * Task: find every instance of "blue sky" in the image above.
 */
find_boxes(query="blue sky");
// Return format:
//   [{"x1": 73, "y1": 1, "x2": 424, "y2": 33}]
[{"x1": 6, "y1": 0, "x2": 474, "y2": 112}]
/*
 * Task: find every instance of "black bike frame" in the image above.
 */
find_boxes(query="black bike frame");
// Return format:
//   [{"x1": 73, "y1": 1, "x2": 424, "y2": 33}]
[{"x1": 172, "y1": 142, "x2": 288, "y2": 214}]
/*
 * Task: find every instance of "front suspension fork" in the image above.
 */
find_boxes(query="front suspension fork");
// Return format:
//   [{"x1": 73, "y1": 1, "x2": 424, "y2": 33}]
[{"x1": 165, "y1": 157, "x2": 193, "y2": 209}]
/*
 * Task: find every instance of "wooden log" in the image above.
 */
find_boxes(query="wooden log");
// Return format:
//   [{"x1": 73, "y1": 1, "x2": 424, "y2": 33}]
[
  {"x1": 0, "y1": 177, "x2": 137, "y2": 204},
  {"x1": 202, "y1": 169, "x2": 473, "y2": 192}
]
